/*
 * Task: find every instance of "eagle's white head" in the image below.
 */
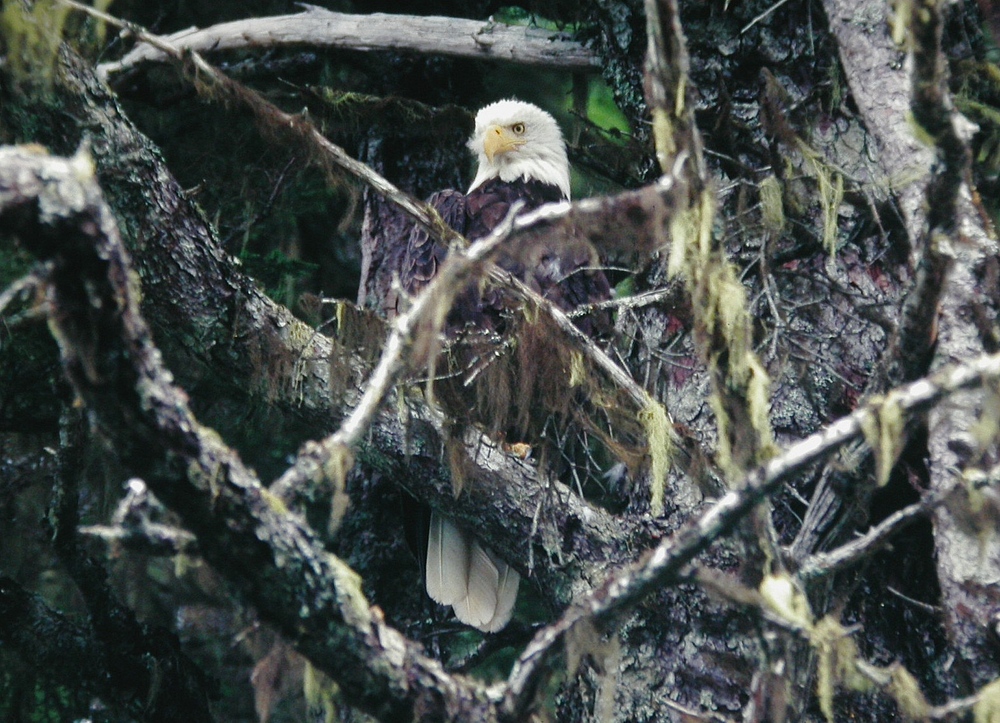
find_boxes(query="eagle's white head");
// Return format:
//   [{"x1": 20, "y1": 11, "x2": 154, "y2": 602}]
[{"x1": 467, "y1": 99, "x2": 571, "y2": 200}]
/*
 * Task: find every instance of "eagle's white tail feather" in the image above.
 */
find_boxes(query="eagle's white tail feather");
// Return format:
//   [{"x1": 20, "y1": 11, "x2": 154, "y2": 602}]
[
  {"x1": 484, "y1": 553, "x2": 520, "y2": 632},
  {"x1": 453, "y1": 540, "x2": 499, "y2": 628},
  {"x1": 425, "y1": 511, "x2": 520, "y2": 631},
  {"x1": 426, "y1": 512, "x2": 469, "y2": 606}
]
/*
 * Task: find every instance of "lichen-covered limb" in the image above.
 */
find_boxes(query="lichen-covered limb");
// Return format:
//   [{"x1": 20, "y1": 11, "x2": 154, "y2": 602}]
[
  {"x1": 96, "y1": 5, "x2": 598, "y2": 79},
  {"x1": 0, "y1": 145, "x2": 497, "y2": 722},
  {"x1": 502, "y1": 348, "x2": 1000, "y2": 719},
  {"x1": 908, "y1": 0, "x2": 1000, "y2": 690},
  {"x1": 270, "y1": 207, "x2": 520, "y2": 501},
  {"x1": 643, "y1": 0, "x2": 773, "y2": 477},
  {"x1": 643, "y1": 0, "x2": 784, "y2": 710}
]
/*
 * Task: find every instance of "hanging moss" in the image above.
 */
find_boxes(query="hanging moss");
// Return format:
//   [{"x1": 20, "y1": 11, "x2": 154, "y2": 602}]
[
  {"x1": 639, "y1": 398, "x2": 671, "y2": 516},
  {"x1": 758, "y1": 174, "x2": 785, "y2": 234},
  {"x1": 860, "y1": 392, "x2": 906, "y2": 487},
  {"x1": 886, "y1": 665, "x2": 930, "y2": 721},
  {"x1": 0, "y1": 0, "x2": 71, "y2": 89}
]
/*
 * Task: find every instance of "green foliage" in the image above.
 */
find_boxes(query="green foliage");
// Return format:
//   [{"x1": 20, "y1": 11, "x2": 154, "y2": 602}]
[
  {"x1": 492, "y1": 6, "x2": 575, "y2": 31},
  {"x1": 0, "y1": 243, "x2": 33, "y2": 287},
  {"x1": 0, "y1": 652, "x2": 91, "y2": 723},
  {"x1": 584, "y1": 75, "x2": 631, "y2": 136}
]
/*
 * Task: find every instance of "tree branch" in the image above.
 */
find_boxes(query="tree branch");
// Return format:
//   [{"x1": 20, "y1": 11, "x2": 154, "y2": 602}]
[
  {"x1": 62, "y1": 1, "x2": 685, "y2": 516},
  {"x1": 67, "y1": 0, "x2": 670, "y2": 425},
  {"x1": 797, "y1": 490, "x2": 945, "y2": 580},
  {"x1": 97, "y1": 5, "x2": 599, "y2": 79},
  {"x1": 270, "y1": 206, "x2": 521, "y2": 502},
  {"x1": 0, "y1": 144, "x2": 496, "y2": 722},
  {"x1": 500, "y1": 348, "x2": 1000, "y2": 718}
]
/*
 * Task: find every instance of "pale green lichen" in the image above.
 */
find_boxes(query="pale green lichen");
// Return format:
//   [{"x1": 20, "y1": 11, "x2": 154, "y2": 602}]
[
  {"x1": 304, "y1": 662, "x2": 340, "y2": 723},
  {"x1": 796, "y1": 140, "x2": 844, "y2": 258},
  {"x1": 887, "y1": 664, "x2": 930, "y2": 721},
  {"x1": 974, "y1": 678, "x2": 1000, "y2": 723},
  {"x1": 860, "y1": 392, "x2": 906, "y2": 487},
  {"x1": 760, "y1": 572, "x2": 812, "y2": 629},
  {"x1": 759, "y1": 174, "x2": 785, "y2": 234},
  {"x1": 639, "y1": 398, "x2": 672, "y2": 516}
]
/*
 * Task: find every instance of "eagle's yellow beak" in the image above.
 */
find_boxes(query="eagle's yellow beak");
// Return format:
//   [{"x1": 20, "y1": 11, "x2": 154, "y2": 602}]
[{"x1": 483, "y1": 124, "x2": 525, "y2": 163}]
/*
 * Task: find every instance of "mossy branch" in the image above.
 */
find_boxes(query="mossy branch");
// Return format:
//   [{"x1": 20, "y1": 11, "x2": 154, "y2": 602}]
[{"x1": 643, "y1": 0, "x2": 774, "y2": 478}]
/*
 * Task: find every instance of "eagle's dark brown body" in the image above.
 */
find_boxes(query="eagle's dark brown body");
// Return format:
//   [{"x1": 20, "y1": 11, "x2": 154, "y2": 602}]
[
  {"x1": 373, "y1": 100, "x2": 616, "y2": 633},
  {"x1": 392, "y1": 177, "x2": 612, "y2": 334}
]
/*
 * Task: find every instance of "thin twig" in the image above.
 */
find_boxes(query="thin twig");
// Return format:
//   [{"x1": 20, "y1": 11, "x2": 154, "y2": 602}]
[
  {"x1": 60, "y1": 0, "x2": 461, "y2": 248},
  {"x1": 566, "y1": 287, "x2": 677, "y2": 318},
  {"x1": 797, "y1": 487, "x2": 949, "y2": 580},
  {"x1": 493, "y1": 266, "x2": 652, "y2": 410},
  {"x1": 79, "y1": 523, "x2": 199, "y2": 556},
  {"x1": 740, "y1": 0, "x2": 795, "y2": 34}
]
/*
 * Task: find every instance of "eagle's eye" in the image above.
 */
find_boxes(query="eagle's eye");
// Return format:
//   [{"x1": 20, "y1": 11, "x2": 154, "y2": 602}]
[{"x1": 511, "y1": 122, "x2": 526, "y2": 135}]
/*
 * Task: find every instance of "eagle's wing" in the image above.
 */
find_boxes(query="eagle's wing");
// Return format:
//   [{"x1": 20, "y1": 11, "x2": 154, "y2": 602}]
[
  {"x1": 400, "y1": 189, "x2": 467, "y2": 296},
  {"x1": 522, "y1": 239, "x2": 613, "y2": 339}
]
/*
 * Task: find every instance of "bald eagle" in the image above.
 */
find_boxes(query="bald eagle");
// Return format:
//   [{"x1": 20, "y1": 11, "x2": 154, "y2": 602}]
[{"x1": 382, "y1": 99, "x2": 611, "y2": 632}]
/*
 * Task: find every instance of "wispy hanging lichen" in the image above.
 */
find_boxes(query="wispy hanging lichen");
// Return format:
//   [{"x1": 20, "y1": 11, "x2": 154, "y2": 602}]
[
  {"x1": 639, "y1": 397, "x2": 672, "y2": 515},
  {"x1": 860, "y1": 392, "x2": 906, "y2": 487}
]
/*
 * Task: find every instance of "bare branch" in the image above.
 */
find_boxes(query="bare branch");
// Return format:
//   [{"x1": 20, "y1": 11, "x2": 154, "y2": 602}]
[
  {"x1": 62, "y1": 0, "x2": 462, "y2": 248},
  {"x1": 797, "y1": 490, "x2": 947, "y2": 580},
  {"x1": 4, "y1": 41, "x2": 644, "y2": 625},
  {"x1": 97, "y1": 6, "x2": 598, "y2": 79},
  {"x1": 62, "y1": 2, "x2": 687, "y2": 512}
]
